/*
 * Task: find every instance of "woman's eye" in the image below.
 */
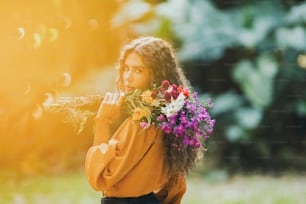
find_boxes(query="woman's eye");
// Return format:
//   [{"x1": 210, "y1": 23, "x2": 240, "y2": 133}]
[{"x1": 135, "y1": 68, "x2": 141, "y2": 73}]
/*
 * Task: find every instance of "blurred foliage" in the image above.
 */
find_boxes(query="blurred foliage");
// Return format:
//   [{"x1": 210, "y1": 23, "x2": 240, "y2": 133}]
[
  {"x1": 2, "y1": 0, "x2": 306, "y2": 175},
  {"x1": 114, "y1": 0, "x2": 306, "y2": 172}
]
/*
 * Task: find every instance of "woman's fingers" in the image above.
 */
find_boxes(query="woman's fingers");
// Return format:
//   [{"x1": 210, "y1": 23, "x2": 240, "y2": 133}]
[
  {"x1": 103, "y1": 92, "x2": 123, "y2": 105},
  {"x1": 111, "y1": 93, "x2": 119, "y2": 104},
  {"x1": 103, "y1": 92, "x2": 112, "y2": 104},
  {"x1": 97, "y1": 92, "x2": 124, "y2": 120}
]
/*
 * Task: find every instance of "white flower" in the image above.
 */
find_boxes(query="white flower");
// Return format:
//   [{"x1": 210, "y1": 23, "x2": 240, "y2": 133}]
[{"x1": 161, "y1": 92, "x2": 186, "y2": 117}]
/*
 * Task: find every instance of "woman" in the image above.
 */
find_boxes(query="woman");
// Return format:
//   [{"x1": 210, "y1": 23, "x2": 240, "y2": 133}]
[{"x1": 85, "y1": 36, "x2": 201, "y2": 204}]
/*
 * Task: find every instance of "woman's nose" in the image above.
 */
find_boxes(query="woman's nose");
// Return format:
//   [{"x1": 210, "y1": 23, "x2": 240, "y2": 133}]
[{"x1": 124, "y1": 70, "x2": 133, "y2": 82}]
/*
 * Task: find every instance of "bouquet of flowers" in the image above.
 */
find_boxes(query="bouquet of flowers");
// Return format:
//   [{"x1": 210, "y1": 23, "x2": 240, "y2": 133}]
[{"x1": 124, "y1": 80, "x2": 215, "y2": 150}]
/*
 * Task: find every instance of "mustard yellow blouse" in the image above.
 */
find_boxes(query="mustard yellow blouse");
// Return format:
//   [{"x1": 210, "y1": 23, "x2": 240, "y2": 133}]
[{"x1": 85, "y1": 117, "x2": 186, "y2": 204}]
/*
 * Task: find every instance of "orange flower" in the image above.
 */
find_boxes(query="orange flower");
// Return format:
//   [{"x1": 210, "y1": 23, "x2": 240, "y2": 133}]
[{"x1": 177, "y1": 85, "x2": 183, "y2": 93}]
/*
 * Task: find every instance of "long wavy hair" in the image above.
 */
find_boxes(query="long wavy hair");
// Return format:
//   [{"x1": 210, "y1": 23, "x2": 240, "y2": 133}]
[{"x1": 116, "y1": 36, "x2": 203, "y2": 176}]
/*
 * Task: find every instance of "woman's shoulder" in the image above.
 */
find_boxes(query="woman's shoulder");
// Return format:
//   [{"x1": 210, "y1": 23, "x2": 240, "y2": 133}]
[
  {"x1": 113, "y1": 117, "x2": 163, "y2": 140},
  {"x1": 119, "y1": 117, "x2": 161, "y2": 133}
]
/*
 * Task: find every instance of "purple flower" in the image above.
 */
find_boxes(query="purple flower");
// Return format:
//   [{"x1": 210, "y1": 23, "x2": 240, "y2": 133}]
[
  {"x1": 207, "y1": 97, "x2": 215, "y2": 110},
  {"x1": 183, "y1": 136, "x2": 189, "y2": 145},
  {"x1": 196, "y1": 130, "x2": 204, "y2": 137},
  {"x1": 184, "y1": 100, "x2": 196, "y2": 114},
  {"x1": 211, "y1": 104, "x2": 215, "y2": 110},
  {"x1": 181, "y1": 117, "x2": 189, "y2": 126},
  {"x1": 203, "y1": 135, "x2": 209, "y2": 140},
  {"x1": 173, "y1": 125, "x2": 186, "y2": 137},
  {"x1": 199, "y1": 106, "x2": 207, "y2": 114},
  {"x1": 198, "y1": 106, "x2": 210, "y2": 121},
  {"x1": 210, "y1": 119, "x2": 216, "y2": 127},
  {"x1": 161, "y1": 123, "x2": 172, "y2": 135},
  {"x1": 186, "y1": 103, "x2": 196, "y2": 114},
  {"x1": 206, "y1": 127, "x2": 213, "y2": 135},
  {"x1": 198, "y1": 113, "x2": 209, "y2": 121},
  {"x1": 179, "y1": 112, "x2": 189, "y2": 126},
  {"x1": 189, "y1": 120, "x2": 199, "y2": 132},
  {"x1": 168, "y1": 114, "x2": 178, "y2": 125},
  {"x1": 207, "y1": 98, "x2": 211, "y2": 104},
  {"x1": 189, "y1": 137, "x2": 199, "y2": 147}
]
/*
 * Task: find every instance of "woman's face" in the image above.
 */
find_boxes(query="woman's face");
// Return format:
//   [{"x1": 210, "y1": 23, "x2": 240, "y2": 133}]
[{"x1": 122, "y1": 52, "x2": 151, "y2": 93}]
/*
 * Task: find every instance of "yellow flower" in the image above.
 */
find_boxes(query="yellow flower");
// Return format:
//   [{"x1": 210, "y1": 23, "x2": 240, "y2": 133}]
[
  {"x1": 141, "y1": 90, "x2": 153, "y2": 104},
  {"x1": 150, "y1": 99, "x2": 160, "y2": 107},
  {"x1": 132, "y1": 107, "x2": 151, "y2": 121}
]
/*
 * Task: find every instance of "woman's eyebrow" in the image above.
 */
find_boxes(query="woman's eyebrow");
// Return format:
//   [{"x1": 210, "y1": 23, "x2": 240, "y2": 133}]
[
  {"x1": 133, "y1": 65, "x2": 144, "y2": 69},
  {"x1": 125, "y1": 64, "x2": 145, "y2": 69}
]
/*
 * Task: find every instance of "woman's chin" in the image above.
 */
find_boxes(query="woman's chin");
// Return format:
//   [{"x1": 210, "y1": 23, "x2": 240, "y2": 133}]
[{"x1": 125, "y1": 88, "x2": 134, "y2": 93}]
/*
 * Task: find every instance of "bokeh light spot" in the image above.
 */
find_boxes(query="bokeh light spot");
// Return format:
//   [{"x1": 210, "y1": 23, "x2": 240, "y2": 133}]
[
  {"x1": 17, "y1": 27, "x2": 25, "y2": 40},
  {"x1": 297, "y1": 54, "x2": 306, "y2": 69}
]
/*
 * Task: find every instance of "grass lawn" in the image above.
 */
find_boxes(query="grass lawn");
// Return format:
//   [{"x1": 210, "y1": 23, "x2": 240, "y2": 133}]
[{"x1": 1, "y1": 171, "x2": 306, "y2": 204}]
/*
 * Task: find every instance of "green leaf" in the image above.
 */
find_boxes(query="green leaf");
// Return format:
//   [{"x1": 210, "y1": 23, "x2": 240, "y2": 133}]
[
  {"x1": 225, "y1": 125, "x2": 247, "y2": 142},
  {"x1": 294, "y1": 100, "x2": 306, "y2": 117},
  {"x1": 234, "y1": 3, "x2": 282, "y2": 47},
  {"x1": 275, "y1": 26, "x2": 306, "y2": 50},
  {"x1": 235, "y1": 108, "x2": 262, "y2": 129},
  {"x1": 232, "y1": 54, "x2": 278, "y2": 108},
  {"x1": 156, "y1": 0, "x2": 236, "y2": 61},
  {"x1": 257, "y1": 54, "x2": 278, "y2": 78},
  {"x1": 285, "y1": 2, "x2": 306, "y2": 24},
  {"x1": 209, "y1": 91, "x2": 243, "y2": 115}
]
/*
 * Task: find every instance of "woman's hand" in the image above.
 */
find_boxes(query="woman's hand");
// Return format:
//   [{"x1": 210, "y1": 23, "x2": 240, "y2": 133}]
[{"x1": 96, "y1": 92, "x2": 124, "y2": 124}]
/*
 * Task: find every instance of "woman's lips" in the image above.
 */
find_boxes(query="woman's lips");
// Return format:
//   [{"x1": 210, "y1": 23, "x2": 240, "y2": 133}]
[{"x1": 125, "y1": 86, "x2": 134, "y2": 92}]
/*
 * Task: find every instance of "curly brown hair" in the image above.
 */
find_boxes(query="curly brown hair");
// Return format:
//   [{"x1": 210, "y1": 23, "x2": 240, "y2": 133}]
[{"x1": 116, "y1": 36, "x2": 203, "y2": 176}]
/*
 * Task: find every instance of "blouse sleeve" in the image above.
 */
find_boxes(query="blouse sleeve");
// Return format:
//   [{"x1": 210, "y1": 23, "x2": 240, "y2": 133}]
[{"x1": 85, "y1": 118, "x2": 160, "y2": 191}]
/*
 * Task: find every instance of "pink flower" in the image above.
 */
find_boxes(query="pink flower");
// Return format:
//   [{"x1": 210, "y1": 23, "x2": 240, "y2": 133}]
[
  {"x1": 157, "y1": 115, "x2": 166, "y2": 122},
  {"x1": 161, "y1": 80, "x2": 170, "y2": 89},
  {"x1": 171, "y1": 89, "x2": 179, "y2": 99},
  {"x1": 151, "y1": 90, "x2": 158, "y2": 99},
  {"x1": 140, "y1": 121, "x2": 150, "y2": 129},
  {"x1": 164, "y1": 92, "x2": 172, "y2": 102}
]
